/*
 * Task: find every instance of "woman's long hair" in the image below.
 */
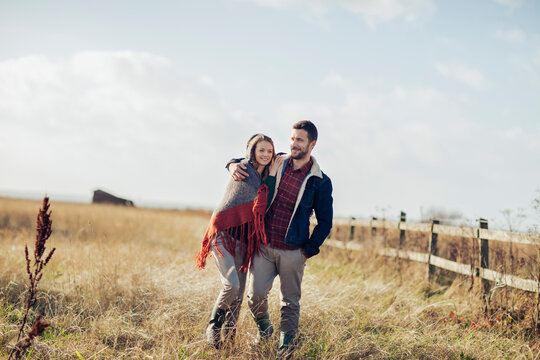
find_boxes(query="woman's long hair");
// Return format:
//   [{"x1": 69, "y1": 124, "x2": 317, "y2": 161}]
[{"x1": 246, "y1": 134, "x2": 275, "y2": 180}]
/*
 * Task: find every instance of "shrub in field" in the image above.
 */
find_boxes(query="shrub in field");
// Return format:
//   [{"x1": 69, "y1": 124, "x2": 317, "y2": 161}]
[{"x1": 9, "y1": 197, "x2": 55, "y2": 360}]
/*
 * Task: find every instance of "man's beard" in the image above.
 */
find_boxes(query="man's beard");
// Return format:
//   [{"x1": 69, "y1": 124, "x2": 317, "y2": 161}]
[{"x1": 291, "y1": 146, "x2": 309, "y2": 160}]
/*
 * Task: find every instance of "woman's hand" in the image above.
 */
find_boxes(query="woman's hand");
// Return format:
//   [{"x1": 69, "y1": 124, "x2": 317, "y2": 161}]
[{"x1": 268, "y1": 155, "x2": 283, "y2": 176}]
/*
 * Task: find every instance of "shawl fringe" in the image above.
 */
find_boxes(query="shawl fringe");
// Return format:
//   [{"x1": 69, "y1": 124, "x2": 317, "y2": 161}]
[{"x1": 196, "y1": 184, "x2": 268, "y2": 272}]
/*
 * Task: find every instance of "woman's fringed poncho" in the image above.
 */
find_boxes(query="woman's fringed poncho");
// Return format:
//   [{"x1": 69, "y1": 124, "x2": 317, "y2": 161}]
[{"x1": 195, "y1": 160, "x2": 268, "y2": 272}]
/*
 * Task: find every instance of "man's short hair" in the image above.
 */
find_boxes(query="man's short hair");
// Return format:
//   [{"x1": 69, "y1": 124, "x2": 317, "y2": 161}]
[{"x1": 293, "y1": 120, "x2": 318, "y2": 142}]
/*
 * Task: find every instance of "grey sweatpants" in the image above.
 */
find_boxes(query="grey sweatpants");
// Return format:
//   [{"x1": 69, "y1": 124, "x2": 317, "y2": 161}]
[
  {"x1": 247, "y1": 246, "x2": 306, "y2": 335},
  {"x1": 211, "y1": 234, "x2": 247, "y2": 327}
]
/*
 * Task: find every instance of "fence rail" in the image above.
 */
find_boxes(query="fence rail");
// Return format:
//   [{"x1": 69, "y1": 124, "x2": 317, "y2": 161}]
[
  {"x1": 331, "y1": 218, "x2": 540, "y2": 244},
  {"x1": 324, "y1": 214, "x2": 540, "y2": 295}
]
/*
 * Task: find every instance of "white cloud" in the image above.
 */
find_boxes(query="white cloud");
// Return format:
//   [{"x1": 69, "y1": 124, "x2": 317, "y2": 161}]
[
  {"x1": 322, "y1": 74, "x2": 349, "y2": 87},
  {"x1": 243, "y1": 0, "x2": 435, "y2": 27},
  {"x1": 495, "y1": 29, "x2": 526, "y2": 44},
  {"x1": 340, "y1": 0, "x2": 436, "y2": 26},
  {"x1": 494, "y1": 0, "x2": 523, "y2": 7},
  {"x1": 535, "y1": 49, "x2": 540, "y2": 67},
  {"x1": 435, "y1": 62, "x2": 488, "y2": 89},
  {"x1": 0, "y1": 51, "x2": 252, "y2": 208},
  {"x1": 504, "y1": 127, "x2": 523, "y2": 139},
  {"x1": 199, "y1": 75, "x2": 215, "y2": 88},
  {"x1": 510, "y1": 48, "x2": 540, "y2": 85}
]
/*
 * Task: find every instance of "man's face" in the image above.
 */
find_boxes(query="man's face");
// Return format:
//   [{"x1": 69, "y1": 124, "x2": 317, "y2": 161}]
[{"x1": 290, "y1": 129, "x2": 316, "y2": 160}]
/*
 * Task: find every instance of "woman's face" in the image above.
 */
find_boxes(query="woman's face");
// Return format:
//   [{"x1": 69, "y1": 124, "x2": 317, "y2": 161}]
[{"x1": 254, "y1": 140, "x2": 273, "y2": 166}]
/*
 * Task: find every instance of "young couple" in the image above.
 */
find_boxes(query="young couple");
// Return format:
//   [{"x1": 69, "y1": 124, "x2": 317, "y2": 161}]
[{"x1": 196, "y1": 120, "x2": 333, "y2": 359}]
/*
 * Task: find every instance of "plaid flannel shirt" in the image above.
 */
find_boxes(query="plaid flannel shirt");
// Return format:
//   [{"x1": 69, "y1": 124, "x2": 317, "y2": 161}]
[{"x1": 265, "y1": 158, "x2": 313, "y2": 250}]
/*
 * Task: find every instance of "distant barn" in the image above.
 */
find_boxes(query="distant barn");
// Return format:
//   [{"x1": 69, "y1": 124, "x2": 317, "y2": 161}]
[{"x1": 92, "y1": 189, "x2": 135, "y2": 207}]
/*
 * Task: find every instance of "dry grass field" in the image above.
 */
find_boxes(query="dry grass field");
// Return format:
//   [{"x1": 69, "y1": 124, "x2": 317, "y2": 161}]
[{"x1": 1, "y1": 197, "x2": 540, "y2": 359}]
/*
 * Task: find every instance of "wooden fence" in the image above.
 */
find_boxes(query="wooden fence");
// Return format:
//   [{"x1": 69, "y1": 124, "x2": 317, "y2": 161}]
[{"x1": 324, "y1": 213, "x2": 540, "y2": 299}]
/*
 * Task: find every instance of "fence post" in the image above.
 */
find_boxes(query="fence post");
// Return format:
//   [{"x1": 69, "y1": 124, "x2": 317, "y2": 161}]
[
  {"x1": 371, "y1": 216, "x2": 378, "y2": 239},
  {"x1": 399, "y1": 211, "x2": 406, "y2": 252},
  {"x1": 479, "y1": 218, "x2": 490, "y2": 308},
  {"x1": 349, "y1": 217, "x2": 356, "y2": 242},
  {"x1": 427, "y1": 219, "x2": 440, "y2": 283},
  {"x1": 397, "y1": 211, "x2": 406, "y2": 275},
  {"x1": 343, "y1": 217, "x2": 355, "y2": 261}
]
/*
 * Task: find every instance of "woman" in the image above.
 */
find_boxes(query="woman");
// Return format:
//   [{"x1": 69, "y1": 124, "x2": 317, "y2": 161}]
[{"x1": 195, "y1": 133, "x2": 281, "y2": 348}]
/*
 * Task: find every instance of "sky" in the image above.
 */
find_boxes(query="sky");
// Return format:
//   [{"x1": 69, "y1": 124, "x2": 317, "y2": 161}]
[{"x1": 0, "y1": 0, "x2": 539, "y2": 229}]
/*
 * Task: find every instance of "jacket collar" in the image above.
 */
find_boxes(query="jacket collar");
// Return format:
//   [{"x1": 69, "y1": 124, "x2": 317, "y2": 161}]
[{"x1": 282, "y1": 154, "x2": 323, "y2": 179}]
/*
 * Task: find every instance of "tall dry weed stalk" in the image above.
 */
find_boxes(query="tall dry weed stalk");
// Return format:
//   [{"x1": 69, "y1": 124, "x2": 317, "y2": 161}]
[{"x1": 9, "y1": 197, "x2": 56, "y2": 360}]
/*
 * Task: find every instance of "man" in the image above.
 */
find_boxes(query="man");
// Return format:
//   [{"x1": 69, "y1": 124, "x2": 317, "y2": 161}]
[{"x1": 228, "y1": 120, "x2": 333, "y2": 358}]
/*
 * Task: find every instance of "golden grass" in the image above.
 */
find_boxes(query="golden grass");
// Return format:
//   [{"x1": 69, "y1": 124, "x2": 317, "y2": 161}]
[{"x1": 1, "y1": 197, "x2": 539, "y2": 359}]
